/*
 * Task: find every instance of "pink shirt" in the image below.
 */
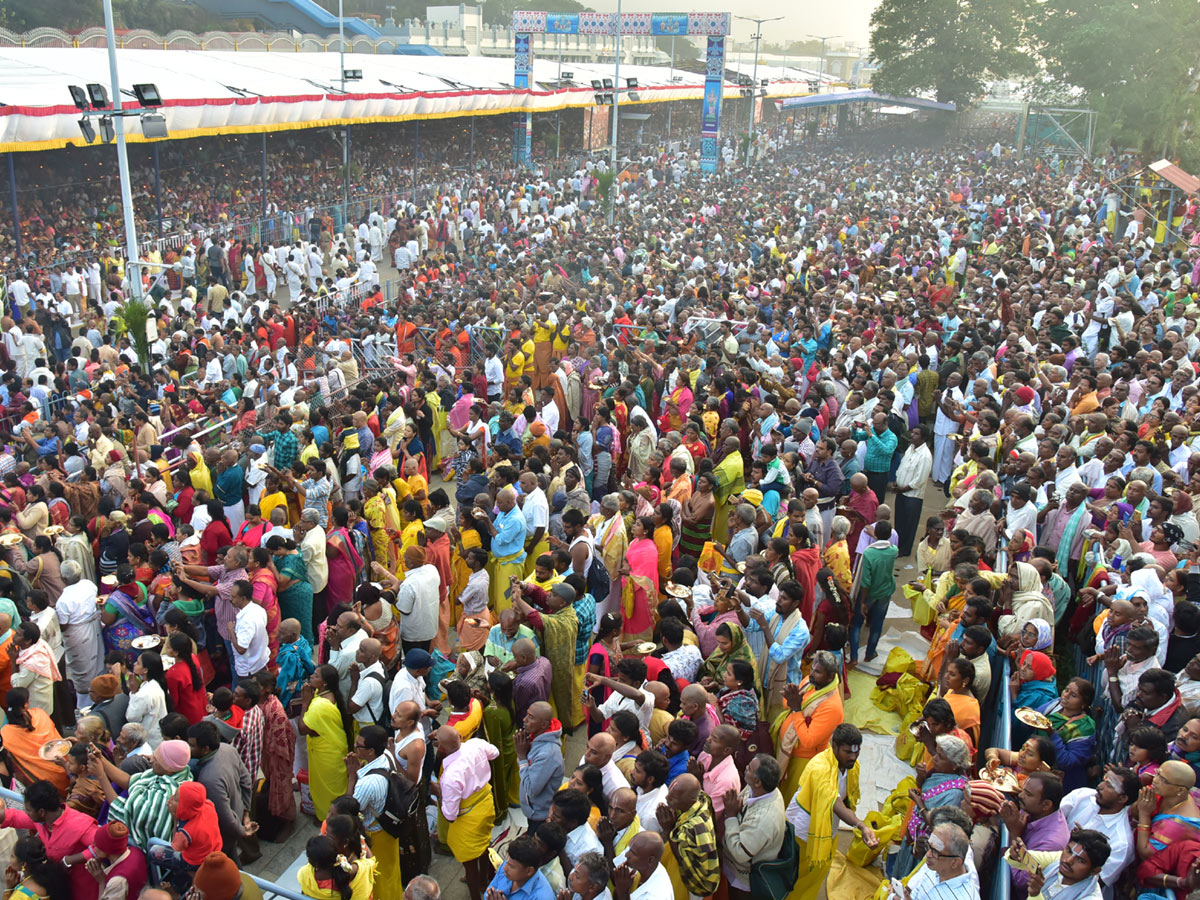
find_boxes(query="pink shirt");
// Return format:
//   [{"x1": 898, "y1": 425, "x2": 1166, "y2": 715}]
[
  {"x1": 698, "y1": 752, "x2": 741, "y2": 820},
  {"x1": 440, "y1": 738, "x2": 499, "y2": 819},
  {"x1": 3, "y1": 807, "x2": 97, "y2": 899}
]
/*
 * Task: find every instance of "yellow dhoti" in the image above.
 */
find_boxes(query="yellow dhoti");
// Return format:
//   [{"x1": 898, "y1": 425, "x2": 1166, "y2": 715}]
[
  {"x1": 488, "y1": 550, "x2": 525, "y2": 613},
  {"x1": 438, "y1": 783, "x2": 494, "y2": 863},
  {"x1": 787, "y1": 836, "x2": 833, "y2": 900},
  {"x1": 370, "y1": 827, "x2": 402, "y2": 900}
]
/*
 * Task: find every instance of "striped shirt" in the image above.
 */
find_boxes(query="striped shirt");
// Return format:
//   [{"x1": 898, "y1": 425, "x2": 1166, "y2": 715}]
[
  {"x1": 912, "y1": 872, "x2": 980, "y2": 900},
  {"x1": 352, "y1": 752, "x2": 395, "y2": 832},
  {"x1": 108, "y1": 768, "x2": 193, "y2": 847},
  {"x1": 669, "y1": 798, "x2": 721, "y2": 896}
]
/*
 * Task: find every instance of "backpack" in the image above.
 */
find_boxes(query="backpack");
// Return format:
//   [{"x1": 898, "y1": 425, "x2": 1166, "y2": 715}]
[
  {"x1": 586, "y1": 552, "x2": 610, "y2": 602},
  {"x1": 364, "y1": 671, "x2": 391, "y2": 730},
  {"x1": 749, "y1": 821, "x2": 799, "y2": 900},
  {"x1": 369, "y1": 753, "x2": 421, "y2": 838}
]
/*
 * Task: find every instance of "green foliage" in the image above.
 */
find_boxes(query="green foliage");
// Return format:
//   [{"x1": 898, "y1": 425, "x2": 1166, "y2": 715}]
[
  {"x1": 595, "y1": 171, "x2": 615, "y2": 213},
  {"x1": 869, "y1": 0, "x2": 1034, "y2": 107},
  {"x1": 2, "y1": 0, "x2": 225, "y2": 31},
  {"x1": 112, "y1": 295, "x2": 151, "y2": 373},
  {"x1": 1033, "y1": 0, "x2": 1199, "y2": 162}
]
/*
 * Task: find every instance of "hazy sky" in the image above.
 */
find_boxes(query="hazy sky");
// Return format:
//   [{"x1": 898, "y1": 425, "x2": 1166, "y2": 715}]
[{"x1": 584, "y1": 0, "x2": 879, "y2": 48}]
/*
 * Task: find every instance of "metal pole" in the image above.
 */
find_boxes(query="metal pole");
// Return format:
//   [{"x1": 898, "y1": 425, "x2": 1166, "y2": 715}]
[
  {"x1": 607, "y1": 0, "x2": 621, "y2": 224},
  {"x1": 261, "y1": 133, "x2": 267, "y2": 222},
  {"x1": 103, "y1": 0, "x2": 142, "y2": 302},
  {"x1": 7, "y1": 154, "x2": 22, "y2": 261},
  {"x1": 555, "y1": 34, "x2": 562, "y2": 160},
  {"x1": 665, "y1": 36, "x2": 675, "y2": 142},
  {"x1": 746, "y1": 31, "x2": 760, "y2": 166},
  {"x1": 469, "y1": 117, "x2": 475, "y2": 172},
  {"x1": 153, "y1": 143, "x2": 162, "y2": 236},
  {"x1": 339, "y1": 0, "x2": 348, "y2": 226},
  {"x1": 413, "y1": 121, "x2": 419, "y2": 188}
]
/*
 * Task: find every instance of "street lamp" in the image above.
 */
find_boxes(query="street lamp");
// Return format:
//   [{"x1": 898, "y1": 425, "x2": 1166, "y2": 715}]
[
  {"x1": 806, "y1": 33, "x2": 840, "y2": 88},
  {"x1": 68, "y1": 0, "x2": 171, "y2": 303},
  {"x1": 736, "y1": 15, "x2": 783, "y2": 167},
  {"x1": 608, "y1": 0, "x2": 623, "y2": 224}
]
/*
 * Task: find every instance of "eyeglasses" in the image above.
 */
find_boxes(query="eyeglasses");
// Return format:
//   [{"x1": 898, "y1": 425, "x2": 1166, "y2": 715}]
[
  {"x1": 1151, "y1": 772, "x2": 1189, "y2": 788},
  {"x1": 926, "y1": 848, "x2": 962, "y2": 861}
]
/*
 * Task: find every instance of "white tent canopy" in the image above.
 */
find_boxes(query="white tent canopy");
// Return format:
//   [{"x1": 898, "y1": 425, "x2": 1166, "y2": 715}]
[{"x1": 0, "y1": 47, "x2": 816, "y2": 152}]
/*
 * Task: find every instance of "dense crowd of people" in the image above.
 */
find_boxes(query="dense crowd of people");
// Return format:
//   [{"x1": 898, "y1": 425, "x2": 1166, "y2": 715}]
[{"x1": 0, "y1": 105, "x2": 1198, "y2": 900}]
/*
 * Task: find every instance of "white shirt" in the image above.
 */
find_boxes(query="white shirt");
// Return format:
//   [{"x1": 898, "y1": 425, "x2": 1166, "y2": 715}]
[
  {"x1": 31, "y1": 607, "x2": 64, "y2": 662},
  {"x1": 635, "y1": 784, "x2": 668, "y2": 833},
  {"x1": 564, "y1": 821, "x2": 604, "y2": 865},
  {"x1": 598, "y1": 685, "x2": 655, "y2": 732},
  {"x1": 389, "y1": 666, "x2": 427, "y2": 717},
  {"x1": 903, "y1": 853, "x2": 980, "y2": 900},
  {"x1": 1059, "y1": 788, "x2": 1133, "y2": 886},
  {"x1": 896, "y1": 443, "x2": 934, "y2": 501},
  {"x1": 329, "y1": 628, "x2": 368, "y2": 697},
  {"x1": 233, "y1": 602, "x2": 269, "y2": 676},
  {"x1": 126, "y1": 679, "x2": 168, "y2": 746},
  {"x1": 909, "y1": 871, "x2": 979, "y2": 900},
  {"x1": 630, "y1": 864, "x2": 672, "y2": 900},
  {"x1": 577, "y1": 752, "x2": 630, "y2": 801},
  {"x1": 522, "y1": 488, "x2": 550, "y2": 538},
  {"x1": 56, "y1": 581, "x2": 100, "y2": 625},
  {"x1": 351, "y1": 660, "x2": 387, "y2": 724},
  {"x1": 395, "y1": 564, "x2": 440, "y2": 641}
]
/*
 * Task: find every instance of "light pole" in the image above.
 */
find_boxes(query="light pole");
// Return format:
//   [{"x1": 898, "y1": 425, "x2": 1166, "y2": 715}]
[
  {"x1": 339, "y1": 0, "x2": 349, "y2": 227},
  {"x1": 665, "y1": 35, "x2": 675, "y2": 143},
  {"x1": 807, "y1": 33, "x2": 840, "y2": 89},
  {"x1": 101, "y1": 0, "x2": 142, "y2": 302},
  {"x1": 607, "y1": 0, "x2": 622, "y2": 224},
  {"x1": 736, "y1": 16, "x2": 783, "y2": 167},
  {"x1": 556, "y1": 34, "x2": 563, "y2": 159}
]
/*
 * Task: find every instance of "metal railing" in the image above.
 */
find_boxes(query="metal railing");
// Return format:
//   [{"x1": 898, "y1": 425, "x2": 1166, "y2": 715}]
[{"x1": 147, "y1": 837, "x2": 310, "y2": 900}]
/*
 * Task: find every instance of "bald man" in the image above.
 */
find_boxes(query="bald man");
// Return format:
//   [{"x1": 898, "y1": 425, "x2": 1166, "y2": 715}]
[
  {"x1": 511, "y1": 637, "x2": 552, "y2": 724},
  {"x1": 429, "y1": 726, "x2": 498, "y2": 900},
  {"x1": 694, "y1": 724, "x2": 742, "y2": 823},
  {"x1": 601, "y1": 787, "x2": 641, "y2": 862},
  {"x1": 517, "y1": 700, "x2": 563, "y2": 832},
  {"x1": 349, "y1": 637, "x2": 386, "y2": 726},
  {"x1": 612, "y1": 831, "x2": 671, "y2": 900},
  {"x1": 643, "y1": 682, "x2": 674, "y2": 746},
  {"x1": 580, "y1": 732, "x2": 631, "y2": 801},
  {"x1": 657, "y1": 773, "x2": 720, "y2": 899}
]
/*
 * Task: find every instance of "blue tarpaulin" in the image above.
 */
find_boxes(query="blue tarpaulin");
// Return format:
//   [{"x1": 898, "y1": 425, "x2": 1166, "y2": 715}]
[{"x1": 779, "y1": 89, "x2": 955, "y2": 112}]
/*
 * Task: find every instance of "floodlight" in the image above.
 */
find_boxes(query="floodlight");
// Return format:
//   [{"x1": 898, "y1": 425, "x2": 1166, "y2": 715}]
[
  {"x1": 594, "y1": 93, "x2": 607, "y2": 105},
  {"x1": 77, "y1": 117, "x2": 96, "y2": 143},
  {"x1": 343, "y1": 69, "x2": 363, "y2": 81},
  {"x1": 603, "y1": 78, "x2": 613, "y2": 89},
  {"x1": 69, "y1": 85, "x2": 91, "y2": 110},
  {"x1": 98, "y1": 116, "x2": 115, "y2": 143},
  {"x1": 133, "y1": 83, "x2": 163, "y2": 107},
  {"x1": 562, "y1": 71, "x2": 575, "y2": 80},
  {"x1": 627, "y1": 91, "x2": 640, "y2": 101},
  {"x1": 761, "y1": 79, "x2": 768, "y2": 87},
  {"x1": 140, "y1": 112, "x2": 169, "y2": 139},
  {"x1": 626, "y1": 77, "x2": 637, "y2": 88},
  {"x1": 591, "y1": 79, "x2": 602, "y2": 90},
  {"x1": 87, "y1": 83, "x2": 110, "y2": 108}
]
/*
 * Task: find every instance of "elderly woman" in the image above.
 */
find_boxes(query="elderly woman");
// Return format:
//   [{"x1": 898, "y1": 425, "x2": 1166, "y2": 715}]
[
  {"x1": 893, "y1": 734, "x2": 972, "y2": 876},
  {"x1": 175, "y1": 544, "x2": 251, "y2": 660},
  {"x1": 56, "y1": 560, "x2": 106, "y2": 708}
]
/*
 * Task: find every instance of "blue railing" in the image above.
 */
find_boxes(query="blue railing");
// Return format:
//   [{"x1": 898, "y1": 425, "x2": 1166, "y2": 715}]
[
  {"x1": 148, "y1": 838, "x2": 310, "y2": 900},
  {"x1": 990, "y1": 654, "x2": 1012, "y2": 900}
]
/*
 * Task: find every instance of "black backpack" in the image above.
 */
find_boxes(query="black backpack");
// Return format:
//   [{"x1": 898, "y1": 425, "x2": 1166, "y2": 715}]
[
  {"x1": 364, "y1": 672, "x2": 391, "y2": 730},
  {"x1": 586, "y1": 552, "x2": 611, "y2": 602},
  {"x1": 369, "y1": 753, "x2": 422, "y2": 838}
]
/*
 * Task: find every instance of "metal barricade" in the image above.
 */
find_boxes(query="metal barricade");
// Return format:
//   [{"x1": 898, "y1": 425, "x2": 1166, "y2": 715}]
[{"x1": 147, "y1": 838, "x2": 310, "y2": 900}]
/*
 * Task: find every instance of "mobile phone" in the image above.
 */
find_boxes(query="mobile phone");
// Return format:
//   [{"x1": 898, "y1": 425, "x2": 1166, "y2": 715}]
[{"x1": 890, "y1": 878, "x2": 905, "y2": 899}]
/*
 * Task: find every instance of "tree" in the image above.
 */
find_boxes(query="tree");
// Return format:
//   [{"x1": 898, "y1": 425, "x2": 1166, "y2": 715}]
[
  {"x1": 869, "y1": 0, "x2": 1035, "y2": 107},
  {"x1": 1033, "y1": 0, "x2": 1199, "y2": 162}
]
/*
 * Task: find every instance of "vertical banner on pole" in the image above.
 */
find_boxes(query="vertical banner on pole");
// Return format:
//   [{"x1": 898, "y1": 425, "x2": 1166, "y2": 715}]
[
  {"x1": 700, "y1": 36, "x2": 725, "y2": 174},
  {"x1": 513, "y1": 32, "x2": 533, "y2": 166}
]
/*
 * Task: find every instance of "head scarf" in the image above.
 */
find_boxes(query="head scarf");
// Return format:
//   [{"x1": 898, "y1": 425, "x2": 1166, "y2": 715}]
[
  {"x1": 697, "y1": 622, "x2": 758, "y2": 684},
  {"x1": 1160, "y1": 522, "x2": 1185, "y2": 546},
  {"x1": 1026, "y1": 618, "x2": 1053, "y2": 651},
  {"x1": 175, "y1": 781, "x2": 224, "y2": 865},
  {"x1": 1020, "y1": 650, "x2": 1056, "y2": 683},
  {"x1": 188, "y1": 451, "x2": 214, "y2": 496}
]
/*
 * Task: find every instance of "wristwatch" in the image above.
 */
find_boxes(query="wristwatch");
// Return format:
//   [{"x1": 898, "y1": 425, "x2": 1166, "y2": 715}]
[{"x1": 1108, "y1": 676, "x2": 1118, "y2": 683}]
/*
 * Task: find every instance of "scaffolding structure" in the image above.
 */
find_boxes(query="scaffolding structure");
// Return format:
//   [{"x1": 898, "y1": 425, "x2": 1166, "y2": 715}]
[{"x1": 1015, "y1": 104, "x2": 1097, "y2": 160}]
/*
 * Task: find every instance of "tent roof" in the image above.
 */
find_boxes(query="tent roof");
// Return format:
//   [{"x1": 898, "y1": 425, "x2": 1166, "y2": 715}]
[{"x1": 0, "y1": 46, "x2": 818, "y2": 152}]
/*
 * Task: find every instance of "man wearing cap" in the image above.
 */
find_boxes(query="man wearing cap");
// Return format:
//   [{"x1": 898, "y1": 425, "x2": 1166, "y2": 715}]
[
  {"x1": 389, "y1": 648, "x2": 441, "y2": 723},
  {"x1": 106, "y1": 739, "x2": 195, "y2": 847},
  {"x1": 193, "y1": 851, "x2": 264, "y2": 900},
  {"x1": 87, "y1": 673, "x2": 128, "y2": 737},
  {"x1": 395, "y1": 545, "x2": 439, "y2": 654},
  {"x1": 70, "y1": 821, "x2": 147, "y2": 900}
]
